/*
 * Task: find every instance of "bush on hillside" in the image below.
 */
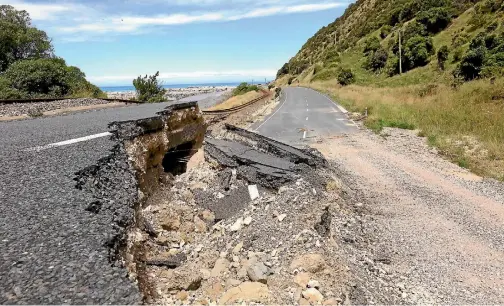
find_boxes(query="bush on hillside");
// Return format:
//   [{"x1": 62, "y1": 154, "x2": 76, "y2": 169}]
[
  {"x1": 337, "y1": 68, "x2": 355, "y2": 86},
  {"x1": 457, "y1": 32, "x2": 504, "y2": 80},
  {"x1": 437, "y1": 45, "x2": 450, "y2": 70},
  {"x1": 403, "y1": 35, "x2": 435, "y2": 71},
  {"x1": 363, "y1": 36, "x2": 381, "y2": 55},
  {"x1": 277, "y1": 63, "x2": 290, "y2": 78},
  {"x1": 417, "y1": 7, "x2": 453, "y2": 34},
  {"x1": 380, "y1": 25, "x2": 392, "y2": 39},
  {"x1": 458, "y1": 46, "x2": 487, "y2": 80},
  {"x1": 0, "y1": 5, "x2": 53, "y2": 72},
  {"x1": 365, "y1": 48, "x2": 389, "y2": 71},
  {"x1": 133, "y1": 71, "x2": 166, "y2": 102},
  {"x1": 232, "y1": 82, "x2": 259, "y2": 96}
]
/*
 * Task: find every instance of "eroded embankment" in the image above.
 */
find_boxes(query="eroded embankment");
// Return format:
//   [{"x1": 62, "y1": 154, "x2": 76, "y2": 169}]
[{"x1": 75, "y1": 102, "x2": 206, "y2": 302}]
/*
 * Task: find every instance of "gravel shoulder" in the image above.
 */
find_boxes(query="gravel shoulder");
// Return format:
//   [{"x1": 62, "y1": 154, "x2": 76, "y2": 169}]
[
  {"x1": 311, "y1": 127, "x2": 504, "y2": 304},
  {"x1": 0, "y1": 98, "x2": 127, "y2": 120}
]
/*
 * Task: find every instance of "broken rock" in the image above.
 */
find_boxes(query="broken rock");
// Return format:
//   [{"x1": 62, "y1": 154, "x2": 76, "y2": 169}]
[
  {"x1": 247, "y1": 262, "x2": 270, "y2": 284},
  {"x1": 230, "y1": 218, "x2": 243, "y2": 231},
  {"x1": 302, "y1": 288, "x2": 324, "y2": 303},
  {"x1": 219, "y1": 282, "x2": 270, "y2": 304},
  {"x1": 211, "y1": 258, "x2": 230, "y2": 277},
  {"x1": 294, "y1": 272, "x2": 311, "y2": 288},
  {"x1": 290, "y1": 254, "x2": 326, "y2": 273}
]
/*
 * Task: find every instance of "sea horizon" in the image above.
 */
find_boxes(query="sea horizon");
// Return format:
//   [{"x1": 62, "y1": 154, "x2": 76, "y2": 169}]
[{"x1": 100, "y1": 81, "x2": 269, "y2": 92}]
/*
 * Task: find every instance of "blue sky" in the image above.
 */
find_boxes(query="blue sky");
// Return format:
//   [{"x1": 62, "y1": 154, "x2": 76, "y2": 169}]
[{"x1": 8, "y1": 0, "x2": 351, "y2": 86}]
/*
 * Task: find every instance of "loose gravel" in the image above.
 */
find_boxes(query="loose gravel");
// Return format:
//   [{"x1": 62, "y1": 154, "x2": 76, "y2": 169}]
[
  {"x1": 0, "y1": 98, "x2": 113, "y2": 117},
  {"x1": 311, "y1": 127, "x2": 504, "y2": 304}
]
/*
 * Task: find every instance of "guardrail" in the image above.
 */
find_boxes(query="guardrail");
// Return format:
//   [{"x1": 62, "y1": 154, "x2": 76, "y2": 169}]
[{"x1": 201, "y1": 89, "x2": 271, "y2": 115}]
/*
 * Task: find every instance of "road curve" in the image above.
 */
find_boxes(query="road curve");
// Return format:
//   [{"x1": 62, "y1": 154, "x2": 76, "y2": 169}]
[{"x1": 251, "y1": 87, "x2": 357, "y2": 145}]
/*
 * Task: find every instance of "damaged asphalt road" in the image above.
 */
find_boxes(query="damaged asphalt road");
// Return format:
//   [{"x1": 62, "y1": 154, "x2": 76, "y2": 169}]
[{"x1": 0, "y1": 102, "x2": 195, "y2": 304}]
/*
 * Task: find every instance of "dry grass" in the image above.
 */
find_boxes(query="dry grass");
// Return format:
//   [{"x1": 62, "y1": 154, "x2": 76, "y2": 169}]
[
  {"x1": 308, "y1": 79, "x2": 504, "y2": 180},
  {"x1": 206, "y1": 90, "x2": 263, "y2": 111}
]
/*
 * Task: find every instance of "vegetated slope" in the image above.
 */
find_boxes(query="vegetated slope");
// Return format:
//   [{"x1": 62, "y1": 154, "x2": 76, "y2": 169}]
[{"x1": 276, "y1": 0, "x2": 504, "y2": 180}]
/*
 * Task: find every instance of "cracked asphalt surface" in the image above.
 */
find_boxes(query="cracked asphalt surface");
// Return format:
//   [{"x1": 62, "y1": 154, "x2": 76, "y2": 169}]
[
  {"x1": 0, "y1": 102, "x2": 190, "y2": 304},
  {"x1": 251, "y1": 87, "x2": 357, "y2": 145}
]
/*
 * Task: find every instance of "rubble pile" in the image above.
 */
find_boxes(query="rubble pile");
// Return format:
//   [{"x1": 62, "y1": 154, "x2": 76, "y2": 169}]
[{"x1": 131, "y1": 125, "x2": 356, "y2": 305}]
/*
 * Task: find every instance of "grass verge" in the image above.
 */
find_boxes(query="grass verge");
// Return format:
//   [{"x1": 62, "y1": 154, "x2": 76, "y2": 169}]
[{"x1": 307, "y1": 79, "x2": 504, "y2": 181}]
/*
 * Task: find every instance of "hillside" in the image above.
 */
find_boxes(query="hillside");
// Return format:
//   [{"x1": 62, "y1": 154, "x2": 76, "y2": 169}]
[{"x1": 276, "y1": 0, "x2": 504, "y2": 180}]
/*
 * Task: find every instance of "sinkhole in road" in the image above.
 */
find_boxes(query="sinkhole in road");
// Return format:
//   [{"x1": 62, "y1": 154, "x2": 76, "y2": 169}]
[{"x1": 162, "y1": 141, "x2": 197, "y2": 175}]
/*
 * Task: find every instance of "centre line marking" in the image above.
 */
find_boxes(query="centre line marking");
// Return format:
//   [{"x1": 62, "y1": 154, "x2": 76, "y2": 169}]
[
  {"x1": 25, "y1": 132, "x2": 112, "y2": 152},
  {"x1": 303, "y1": 131, "x2": 307, "y2": 139},
  {"x1": 306, "y1": 117, "x2": 308, "y2": 121}
]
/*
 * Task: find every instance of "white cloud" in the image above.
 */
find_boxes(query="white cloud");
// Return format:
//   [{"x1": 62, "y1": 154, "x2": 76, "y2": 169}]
[
  {"x1": 56, "y1": 2, "x2": 347, "y2": 35},
  {"x1": 8, "y1": 1, "x2": 79, "y2": 20},
  {"x1": 88, "y1": 69, "x2": 277, "y2": 84}
]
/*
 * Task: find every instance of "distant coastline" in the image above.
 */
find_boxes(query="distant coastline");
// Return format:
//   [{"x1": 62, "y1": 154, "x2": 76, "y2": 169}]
[{"x1": 100, "y1": 81, "x2": 267, "y2": 92}]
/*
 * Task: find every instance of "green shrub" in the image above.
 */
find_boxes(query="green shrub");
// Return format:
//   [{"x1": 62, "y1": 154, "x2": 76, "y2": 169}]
[
  {"x1": 453, "y1": 47, "x2": 464, "y2": 62},
  {"x1": 417, "y1": 7, "x2": 453, "y2": 34},
  {"x1": 276, "y1": 62, "x2": 290, "y2": 78},
  {"x1": 3, "y1": 58, "x2": 105, "y2": 99},
  {"x1": 133, "y1": 71, "x2": 166, "y2": 102},
  {"x1": 458, "y1": 46, "x2": 487, "y2": 80},
  {"x1": 365, "y1": 48, "x2": 389, "y2": 71},
  {"x1": 452, "y1": 32, "x2": 470, "y2": 48},
  {"x1": 337, "y1": 68, "x2": 355, "y2": 86},
  {"x1": 5, "y1": 58, "x2": 71, "y2": 98},
  {"x1": 287, "y1": 77, "x2": 295, "y2": 85},
  {"x1": 403, "y1": 35, "x2": 435, "y2": 71},
  {"x1": 386, "y1": 56, "x2": 400, "y2": 76},
  {"x1": 0, "y1": 76, "x2": 25, "y2": 99},
  {"x1": 363, "y1": 36, "x2": 381, "y2": 55},
  {"x1": 437, "y1": 45, "x2": 450, "y2": 70},
  {"x1": 380, "y1": 25, "x2": 392, "y2": 39},
  {"x1": 232, "y1": 82, "x2": 259, "y2": 96}
]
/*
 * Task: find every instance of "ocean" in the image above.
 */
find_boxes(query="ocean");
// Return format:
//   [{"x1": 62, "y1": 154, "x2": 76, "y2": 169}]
[{"x1": 100, "y1": 81, "x2": 268, "y2": 92}]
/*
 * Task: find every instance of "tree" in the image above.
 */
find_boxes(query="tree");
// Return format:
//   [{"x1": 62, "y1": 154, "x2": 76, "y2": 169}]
[
  {"x1": 437, "y1": 45, "x2": 449, "y2": 70},
  {"x1": 417, "y1": 7, "x2": 452, "y2": 34},
  {"x1": 0, "y1": 5, "x2": 53, "y2": 72},
  {"x1": 133, "y1": 72, "x2": 166, "y2": 102},
  {"x1": 337, "y1": 68, "x2": 355, "y2": 86}
]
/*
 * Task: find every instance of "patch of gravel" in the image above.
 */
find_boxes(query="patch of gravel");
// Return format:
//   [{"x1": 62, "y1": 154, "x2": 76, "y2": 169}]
[
  {"x1": 0, "y1": 98, "x2": 112, "y2": 117},
  {"x1": 311, "y1": 127, "x2": 504, "y2": 305}
]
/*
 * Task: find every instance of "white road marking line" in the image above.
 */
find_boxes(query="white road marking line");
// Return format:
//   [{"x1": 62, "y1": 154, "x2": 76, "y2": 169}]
[
  {"x1": 306, "y1": 117, "x2": 308, "y2": 121},
  {"x1": 255, "y1": 91, "x2": 288, "y2": 131},
  {"x1": 25, "y1": 132, "x2": 112, "y2": 152},
  {"x1": 303, "y1": 131, "x2": 307, "y2": 139},
  {"x1": 337, "y1": 118, "x2": 346, "y2": 121}
]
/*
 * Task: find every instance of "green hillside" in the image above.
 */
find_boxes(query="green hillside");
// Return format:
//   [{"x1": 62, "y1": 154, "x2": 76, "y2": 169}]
[{"x1": 277, "y1": 0, "x2": 504, "y2": 180}]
